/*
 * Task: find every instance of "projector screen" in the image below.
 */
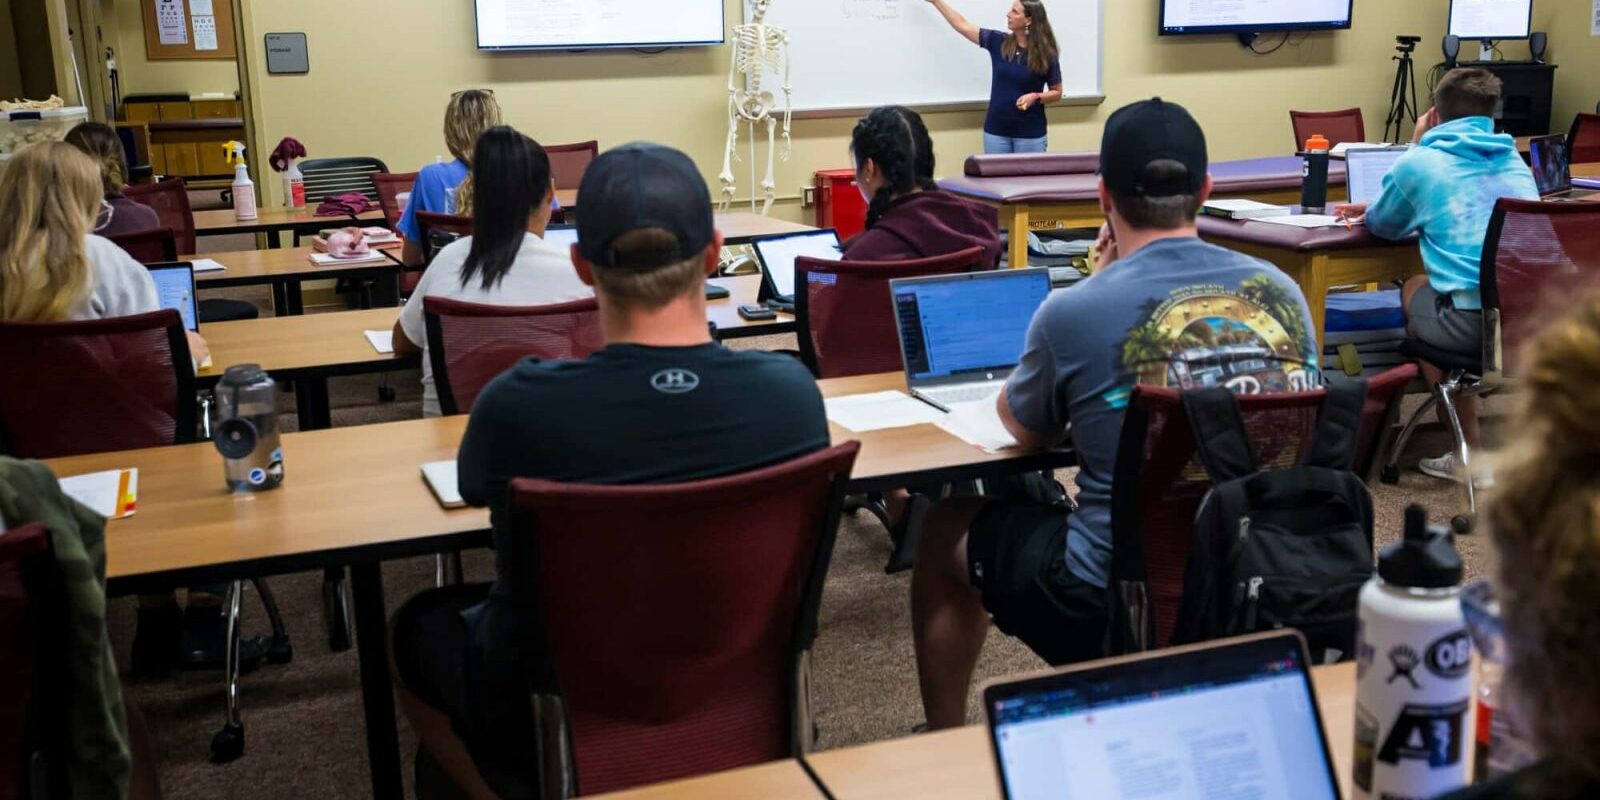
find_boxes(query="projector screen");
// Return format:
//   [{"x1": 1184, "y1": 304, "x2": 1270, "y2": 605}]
[
  {"x1": 1448, "y1": 0, "x2": 1534, "y2": 40},
  {"x1": 1160, "y1": 0, "x2": 1354, "y2": 35},
  {"x1": 475, "y1": 0, "x2": 724, "y2": 50}
]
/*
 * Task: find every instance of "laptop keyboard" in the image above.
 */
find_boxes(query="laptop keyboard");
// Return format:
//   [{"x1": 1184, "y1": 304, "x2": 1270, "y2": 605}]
[{"x1": 922, "y1": 384, "x2": 1003, "y2": 406}]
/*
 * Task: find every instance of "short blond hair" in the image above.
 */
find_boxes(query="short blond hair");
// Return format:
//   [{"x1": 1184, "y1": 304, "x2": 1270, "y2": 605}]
[
  {"x1": 0, "y1": 142, "x2": 102, "y2": 321},
  {"x1": 590, "y1": 228, "x2": 706, "y2": 310}
]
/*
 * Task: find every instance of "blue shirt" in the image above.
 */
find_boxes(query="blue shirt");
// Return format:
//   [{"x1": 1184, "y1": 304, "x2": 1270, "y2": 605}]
[
  {"x1": 1364, "y1": 117, "x2": 1539, "y2": 310},
  {"x1": 1005, "y1": 238, "x2": 1318, "y2": 588},
  {"x1": 979, "y1": 28, "x2": 1062, "y2": 140},
  {"x1": 395, "y1": 159, "x2": 469, "y2": 241}
]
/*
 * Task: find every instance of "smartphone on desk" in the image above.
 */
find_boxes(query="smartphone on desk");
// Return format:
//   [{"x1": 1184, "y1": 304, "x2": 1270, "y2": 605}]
[{"x1": 738, "y1": 304, "x2": 778, "y2": 321}]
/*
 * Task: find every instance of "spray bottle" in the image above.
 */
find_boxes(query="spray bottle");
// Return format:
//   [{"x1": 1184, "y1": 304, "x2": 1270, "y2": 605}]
[
  {"x1": 224, "y1": 141, "x2": 257, "y2": 222},
  {"x1": 282, "y1": 158, "x2": 305, "y2": 210}
]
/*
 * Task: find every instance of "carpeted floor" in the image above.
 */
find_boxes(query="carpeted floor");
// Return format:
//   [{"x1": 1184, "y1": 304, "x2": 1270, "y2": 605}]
[{"x1": 114, "y1": 205, "x2": 1498, "y2": 797}]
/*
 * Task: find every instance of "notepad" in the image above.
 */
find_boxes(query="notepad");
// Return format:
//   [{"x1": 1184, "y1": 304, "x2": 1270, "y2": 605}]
[
  {"x1": 59, "y1": 468, "x2": 138, "y2": 519},
  {"x1": 1201, "y1": 199, "x2": 1290, "y2": 220},
  {"x1": 1256, "y1": 214, "x2": 1347, "y2": 229},
  {"x1": 190, "y1": 258, "x2": 227, "y2": 273},
  {"x1": 309, "y1": 252, "x2": 390, "y2": 267},
  {"x1": 363, "y1": 330, "x2": 394, "y2": 354},
  {"x1": 1330, "y1": 142, "x2": 1394, "y2": 158},
  {"x1": 824, "y1": 390, "x2": 946, "y2": 432},
  {"x1": 421, "y1": 461, "x2": 466, "y2": 509},
  {"x1": 934, "y1": 400, "x2": 1020, "y2": 454}
]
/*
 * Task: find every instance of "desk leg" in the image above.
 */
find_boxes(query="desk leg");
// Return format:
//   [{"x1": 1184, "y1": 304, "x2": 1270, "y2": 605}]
[
  {"x1": 1008, "y1": 205, "x2": 1030, "y2": 268},
  {"x1": 293, "y1": 377, "x2": 332, "y2": 430},
  {"x1": 350, "y1": 561, "x2": 404, "y2": 800},
  {"x1": 1305, "y1": 254, "x2": 1330, "y2": 350},
  {"x1": 285, "y1": 279, "x2": 305, "y2": 316},
  {"x1": 270, "y1": 281, "x2": 289, "y2": 317}
]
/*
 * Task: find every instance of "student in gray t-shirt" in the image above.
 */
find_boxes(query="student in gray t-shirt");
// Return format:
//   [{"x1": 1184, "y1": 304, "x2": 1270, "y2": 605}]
[{"x1": 910, "y1": 99, "x2": 1318, "y2": 731}]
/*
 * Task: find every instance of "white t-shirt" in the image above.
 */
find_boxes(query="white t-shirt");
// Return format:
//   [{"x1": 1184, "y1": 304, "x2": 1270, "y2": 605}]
[
  {"x1": 398, "y1": 231, "x2": 593, "y2": 416},
  {"x1": 71, "y1": 235, "x2": 161, "y2": 320}
]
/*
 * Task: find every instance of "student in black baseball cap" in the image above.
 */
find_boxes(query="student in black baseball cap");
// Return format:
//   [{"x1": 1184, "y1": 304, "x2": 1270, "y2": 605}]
[
  {"x1": 910, "y1": 99, "x2": 1319, "y2": 730},
  {"x1": 390, "y1": 143, "x2": 829, "y2": 796}
]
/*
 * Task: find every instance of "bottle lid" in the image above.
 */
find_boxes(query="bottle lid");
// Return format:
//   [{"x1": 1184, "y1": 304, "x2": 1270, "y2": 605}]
[
  {"x1": 221, "y1": 363, "x2": 267, "y2": 386},
  {"x1": 1305, "y1": 134, "x2": 1331, "y2": 152},
  {"x1": 1378, "y1": 504, "x2": 1464, "y2": 588}
]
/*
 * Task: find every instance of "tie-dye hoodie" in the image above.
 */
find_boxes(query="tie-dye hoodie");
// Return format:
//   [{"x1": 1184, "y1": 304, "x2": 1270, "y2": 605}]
[{"x1": 1365, "y1": 116, "x2": 1539, "y2": 310}]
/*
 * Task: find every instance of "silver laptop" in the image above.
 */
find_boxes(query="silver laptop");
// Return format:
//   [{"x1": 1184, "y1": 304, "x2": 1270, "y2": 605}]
[
  {"x1": 891, "y1": 268, "x2": 1052, "y2": 411},
  {"x1": 1529, "y1": 134, "x2": 1598, "y2": 200},
  {"x1": 752, "y1": 228, "x2": 842, "y2": 307},
  {"x1": 985, "y1": 631, "x2": 1342, "y2": 800},
  {"x1": 1345, "y1": 146, "x2": 1409, "y2": 205},
  {"x1": 146, "y1": 262, "x2": 198, "y2": 332}
]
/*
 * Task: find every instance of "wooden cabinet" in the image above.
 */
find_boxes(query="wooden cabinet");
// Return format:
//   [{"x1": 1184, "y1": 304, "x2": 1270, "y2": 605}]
[{"x1": 122, "y1": 96, "x2": 244, "y2": 183}]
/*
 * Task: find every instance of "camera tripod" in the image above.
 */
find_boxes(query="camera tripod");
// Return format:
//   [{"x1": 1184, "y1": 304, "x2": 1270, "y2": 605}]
[{"x1": 1384, "y1": 41, "x2": 1421, "y2": 142}]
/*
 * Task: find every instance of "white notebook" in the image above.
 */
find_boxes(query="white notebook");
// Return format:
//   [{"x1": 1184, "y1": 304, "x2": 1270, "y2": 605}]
[
  {"x1": 421, "y1": 461, "x2": 466, "y2": 509},
  {"x1": 190, "y1": 258, "x2": 228, "y2": 273},
  {"x1": 363, "y1": 330, "x2": 394, "y2": 354},
  {"x1": 309, "y1": 252, "x2": 390, "y2": 267}
]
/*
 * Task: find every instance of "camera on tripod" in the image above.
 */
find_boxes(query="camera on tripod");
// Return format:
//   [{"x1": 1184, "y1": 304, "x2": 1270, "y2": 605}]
[
  {"x1": 1385, "y1": 35, "x2": 1423, "y2": 140},
  {"x1": 1395, "y1": 35, "x2": 1421, "y2": 53}
]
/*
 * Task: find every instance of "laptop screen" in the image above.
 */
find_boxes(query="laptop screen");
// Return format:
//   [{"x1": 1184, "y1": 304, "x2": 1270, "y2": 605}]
[
  {"x1": 754, "y1": 230, "x2": 841, "y2": 299},
  {"x1": 986, "y1": 634, "x2": 1339, "y2": 800},
  {"x1": 893, "y1": 269, "x2": 1051, "y2": 383},
  {"x1": 543, "y1": 225, "x2": 579, "y2": 251},
  {"x1": 147, "y1": 263, "x2": 198, "y2": 332},
  {"x1": 1529, "y1": 134, "x2": 1571, "y2": 196},
  {"x1": 1346, "y1": 147, "x2": 1408, "y2": 205}
]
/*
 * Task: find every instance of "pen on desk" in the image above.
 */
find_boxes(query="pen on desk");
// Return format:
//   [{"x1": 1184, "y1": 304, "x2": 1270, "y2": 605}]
[{"x1": 1342, "y1": 215, "x2": 1352, "y2": 232}]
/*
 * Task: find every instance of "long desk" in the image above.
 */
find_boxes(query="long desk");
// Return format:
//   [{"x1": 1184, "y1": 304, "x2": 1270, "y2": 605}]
[
  {"x1": 43, "y1": 372, "x2": 1073, "y2": 799},
  {"x1": 195, "y1": 247, "x2": 399, "y2": 315},
  {"x1": 194, "y1": 205, "x2": 388, "y2": 247},
  {"x1": 591, "y1": 663, "x2": 1357, "y2": 800},
  {"x1": 942, "y1": 155, "x2": 1349, "y2": 269}
]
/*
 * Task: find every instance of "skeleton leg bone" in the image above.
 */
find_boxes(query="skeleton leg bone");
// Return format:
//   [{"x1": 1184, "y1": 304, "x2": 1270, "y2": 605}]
[{"x1": 761, "y1": 116, "x2": 778, "y2": 216}]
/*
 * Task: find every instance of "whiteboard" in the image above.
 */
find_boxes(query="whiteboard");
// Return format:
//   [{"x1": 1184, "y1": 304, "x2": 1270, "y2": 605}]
[
  {"x1": 476, "y1": 0, "x2": 724, "y2": 50},
  {"x1": 744, "y1": 0, "x2": 1102, "y2": 115}
]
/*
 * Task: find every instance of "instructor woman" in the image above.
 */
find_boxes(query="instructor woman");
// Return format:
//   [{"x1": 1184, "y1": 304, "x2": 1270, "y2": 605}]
[{"x1": 925, "y1": 0, "x2": 1063, "y2": 153}]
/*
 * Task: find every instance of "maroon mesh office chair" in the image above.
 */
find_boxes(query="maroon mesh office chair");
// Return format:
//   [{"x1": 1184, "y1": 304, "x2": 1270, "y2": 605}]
[
  {"x1": 297, "y1": 157, "x2": 389, "y2": 204},
  {"x1": 1568, "y1": 113, "x2": 1600, "y2": 165},
  {"x1": 422, "y1": 296, "x2": 605, "y2": 416},
  {"x1": 373, "y1": 171, "x2": 417, "y2": 229},
  {"x1": 1109, "y1": 365, "x2": 1415, "y2": 654},
  {"x1": 1290, "y1": 108, "x2": 1366, "y2": 149},
  {"x1": 123, "y1": 178, "x2": 196, "y2": 256},
  {"x1": 795, "y1": 246, "x2": 988, "y2": 379},
  {"x1": 413, "y1": 211, "x2": 473, "y2": 266},
  {"x1": 106, "y1": 228, "x2": 178, "y2": 264},
  {"x1": 545, "y1": 140, "x2": 599, "y2": 191}
]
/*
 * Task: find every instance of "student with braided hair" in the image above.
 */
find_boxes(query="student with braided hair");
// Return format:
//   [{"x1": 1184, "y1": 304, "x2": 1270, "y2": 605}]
[{"x1": 843, "y1": 106, "x2": 1001, "y2": 268}]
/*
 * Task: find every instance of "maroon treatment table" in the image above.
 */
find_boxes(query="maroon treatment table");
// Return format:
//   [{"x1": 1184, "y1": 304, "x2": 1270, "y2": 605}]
[{"x1": 940, "y1": 152, "x2": 1348, "y2": 269}]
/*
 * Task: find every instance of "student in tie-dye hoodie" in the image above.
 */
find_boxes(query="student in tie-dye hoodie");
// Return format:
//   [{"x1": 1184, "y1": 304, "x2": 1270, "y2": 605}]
[{"x1": 1336, "y1": 68, "x2": 1538, "y2": 484}]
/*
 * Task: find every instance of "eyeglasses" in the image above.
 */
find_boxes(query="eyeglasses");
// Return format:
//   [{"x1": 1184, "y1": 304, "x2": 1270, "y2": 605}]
[{"x1": 93, "y1": 199, "x2": 114, "y2": 233}]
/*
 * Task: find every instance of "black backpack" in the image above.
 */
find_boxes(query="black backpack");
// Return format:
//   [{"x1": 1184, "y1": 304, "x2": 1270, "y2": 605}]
[{"x1": 1170, "y1": 380, "x2": 1375, "y2": 664}]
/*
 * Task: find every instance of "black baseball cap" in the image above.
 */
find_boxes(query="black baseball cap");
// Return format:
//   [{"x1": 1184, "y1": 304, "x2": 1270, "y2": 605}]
[
  {"x1": 1100, "y1": 98, "x2": 1208, "y2": 198},
  {"x1": 576, "y1": 142, "x2": 715, "y2": 270}
]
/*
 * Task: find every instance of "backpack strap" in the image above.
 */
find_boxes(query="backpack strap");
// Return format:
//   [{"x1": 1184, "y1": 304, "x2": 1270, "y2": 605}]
[
  {"x1": 1181, "y1": 388, "x2": 1258, "y2": 483},
  {"x1": 1305, "y1": 378, "x2": 1367, "y2": 471}
]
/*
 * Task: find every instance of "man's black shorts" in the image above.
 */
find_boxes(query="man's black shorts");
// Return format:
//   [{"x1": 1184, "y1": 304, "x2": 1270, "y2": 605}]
[{"x1": 967, "y1": 500, "x2": 1109, "y2": 666}]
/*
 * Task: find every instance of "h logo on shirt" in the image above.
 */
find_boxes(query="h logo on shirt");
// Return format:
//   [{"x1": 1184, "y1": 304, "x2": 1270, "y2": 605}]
[{"x1": 650, "y1": 369, "x2": 700, "y2": 394}]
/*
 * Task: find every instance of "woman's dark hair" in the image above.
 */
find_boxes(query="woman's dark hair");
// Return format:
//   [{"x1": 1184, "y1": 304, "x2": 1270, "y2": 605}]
[
  {"x1": 1004, "y1": 1, "x2": 1061, "y2": 77},
  {"x1": 460, "y1": 126, "x2": 552, "y2": 291},
  {"x1": 851, "y1": 106, "x2": 938, "y2": 229}
]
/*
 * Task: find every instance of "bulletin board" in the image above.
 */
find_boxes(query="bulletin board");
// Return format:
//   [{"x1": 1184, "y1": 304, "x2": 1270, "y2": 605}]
[{"x1": 142, "y1": 0, "x2": 237, "y2": 60}]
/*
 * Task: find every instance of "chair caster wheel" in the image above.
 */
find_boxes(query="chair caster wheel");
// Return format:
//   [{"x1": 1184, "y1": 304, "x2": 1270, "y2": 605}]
[
  {"x1": 1452, "y1": 514, "x2": 1475, "y2": 535},
  {"x1": 266, "y1": 635, "x2": 293, "y2": 665},
  {"x1": 1380, "y1": 465, "x2": 1400, "y2": 485},
  {"x1": 210, "y1": 723, "x2": 244, "y2": 763},
  {"x1": 378, "y1": 386, "x2": 396, "y2": 402}
]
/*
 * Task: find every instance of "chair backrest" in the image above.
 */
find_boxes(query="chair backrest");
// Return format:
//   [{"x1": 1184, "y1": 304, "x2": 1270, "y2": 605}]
[
  {"x1": 794, "y1": 246, "x2": 988, "y2": 379},
  {"x1": 422, "y1": 296, "x2": 605, "y2": 416},
  {"x1": 0, "y1": 311, "x2": 195, "y2": 459},
  {"x1": 509, "y1": 441, "x2": 859, "y2": 796},
  {"x1": 297, "y1": 157, "x2": 390, "y2": 204},
  {"x1": 413, "y1": 211, "x2": 473, "y2": 265},
  {"x1": 1109, "y1": 365, "x2": 1416, "y2": 653},
  {"x1": 372, "y1": 172, "x2": 417, "y2": 229},
  {"x1": 1568, "y1": 113, "x2": 1600, "y2": 165},
  {"x1": 1290, "y1": 108, "x2": 1366, "y2": 149},
  {"x1": 0, "y1": 523, "x2": 66, "y2": 800},
  {"x1": 543, "y1": 140, "x2": 599, "y2": 190},
  {"x1": 122, "y1": 178, "x2": 194, "y2": 256},
  {"x1": 1482, "y1": 198, "x2": 1600, "y2": 382},
  {"x1": 106, "y1": 228, "x2": 177, "y2": 264}
]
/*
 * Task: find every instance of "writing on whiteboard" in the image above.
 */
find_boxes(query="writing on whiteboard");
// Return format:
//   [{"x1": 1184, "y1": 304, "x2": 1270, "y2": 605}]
[{"x1": 843, "y1": 0, "x2": 901, "y2": 21}]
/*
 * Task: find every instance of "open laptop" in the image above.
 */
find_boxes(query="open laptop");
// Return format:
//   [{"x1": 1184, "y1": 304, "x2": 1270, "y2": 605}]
[
  {"x1": 546, "y1": 224, "x2": 727, "y2": 299},
  {"x1": 146, "y1": 262, "x2": 199, "y2": 332},
  {"x1": 891, "y1": 268, "x2": 1052, "y2": 411},
  {"x1": 984, "y1": 631, "x2": 1342, "y2": 800},
  {"x1": 1344, "y1": 146, "x2": 1409, "y2": 205},
  {"x1": 1529, "y1": 134, "x2": 1598, "y2": 200},
  {"x1": 751, "y1": 228, "x2": 841, "y2": 310}
]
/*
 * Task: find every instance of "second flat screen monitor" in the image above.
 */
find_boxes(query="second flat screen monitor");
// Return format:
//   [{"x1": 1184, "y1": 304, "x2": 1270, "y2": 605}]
[
  {"x1": 1448, "y1": 0, "x2": 1534, "y2": 40},
  {"x1": 1160, "y1": 0, "x2": 1353, "y2": 35}
]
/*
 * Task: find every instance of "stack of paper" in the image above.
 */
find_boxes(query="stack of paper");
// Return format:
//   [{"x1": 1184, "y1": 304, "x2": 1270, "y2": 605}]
[
  {"x1": 1256, "y1": 214, "x2": 1348, "y2": 230},
  {"x1": 309, "y1": 251, "x2": 390, "y2": 267},
  {"x1": 824, "y1": 391, "x2": 944, "y2": 432},
  {"x1": 1330, "y1": 142, "x2": 1394, "y2": 158},
  {"x1": 935, "y1": 401, "x2": 1020, "y2": 454},
  {"x1": 363, "y1": 330, "x2": 395, "y2": 354},
  {"x1": 60, "y1": 468, "x2": 138, "y2": 519},
  {"x1": 190, "y1": 258, "x2": 227, "y2": 273},
  {"x1": 1202, "y1": 199, "x2": 1291, "y2": 220},
  {"x1": 421, "y1": 461, "x2": 466, "y2": 509}
]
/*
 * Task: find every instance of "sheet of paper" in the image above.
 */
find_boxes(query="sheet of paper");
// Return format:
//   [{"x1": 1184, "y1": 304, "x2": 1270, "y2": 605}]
[
  {"x1": 192, "y1": 15, "x2": 218, "y2": 51},
  {"x1": 190, "y1": 257, "x2": 227, "y2": 273},
  {"x1": 156, "y1": 0, "x2": 187, "y2": 45},
  {"x1": 60, "y1": 469, "x2": 138, "y2": 519},
  {"x1": 421, "y1": 461, "x2": 466, "y2": 508},
  {"x1": 310, "y1": 252, "x2": 388, "y2": 266},
  {"x1": 934, "y1": 400, "x2": 1019, "y2": 454},
  {"x1": 1256, "y1": 214, "x2": 1347, "y2": 229},
  {"x1": 824, "y1": 390, "x2": 945, "y2": 432},
  {"x1": 189, "y1": 0, "x2": 213, "y2": 15},
  {"x1": 364, "y1": 330, "x2": 394, "y2": 354}
]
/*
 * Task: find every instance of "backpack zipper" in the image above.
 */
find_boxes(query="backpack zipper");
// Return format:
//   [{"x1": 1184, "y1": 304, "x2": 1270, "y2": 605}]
[{"x1": 1244, "y1": 576, "x2": 1264, "y2": 630}]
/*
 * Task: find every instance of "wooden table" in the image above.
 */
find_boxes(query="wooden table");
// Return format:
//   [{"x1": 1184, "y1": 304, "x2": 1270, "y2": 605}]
[
  {"x1": 43, "y1": 371, "x2": 1072, "y2": 799},
  {"x1": 1575, "y1": 162, "x2": 1600, "y2": 179},
  {"x1": 194, "y1": 205, "x2": 389, "y2": 247},
  {"x1": 592, "y1": 663, "x2": 1356, "y2": 799},
  {"x1": 195, "y1": 247, "x2": 400, "y2": 315}
]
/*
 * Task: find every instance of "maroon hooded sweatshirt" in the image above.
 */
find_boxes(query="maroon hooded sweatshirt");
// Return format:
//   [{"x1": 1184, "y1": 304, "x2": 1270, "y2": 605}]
[{"x1": 841, "y1": 190, "x2": 1002, "y2": 269}]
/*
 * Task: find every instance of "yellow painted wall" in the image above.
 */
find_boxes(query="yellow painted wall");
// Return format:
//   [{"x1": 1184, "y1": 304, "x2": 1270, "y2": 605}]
[
  {"x1": 108, "y1": 0, "x2": 236, "y2": 100},
  {"x1": 234, "y1": 0, "x2": 1594, "y2": 217},
  {"x1": 1541, "y1": 2, "x2": 1599, "y2": 132}
]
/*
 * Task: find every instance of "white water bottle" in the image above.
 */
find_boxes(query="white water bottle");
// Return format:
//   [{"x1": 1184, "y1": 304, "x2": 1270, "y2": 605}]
[
  {"x1": 1354, "y1": 504, "x2": 1472, "y2": 800},
  {"x1": 226, "y1": 141, "x2": 257, "y2": 221}
]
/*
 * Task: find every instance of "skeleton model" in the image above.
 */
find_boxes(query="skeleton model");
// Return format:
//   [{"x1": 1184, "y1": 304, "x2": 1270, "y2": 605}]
[{"x1": 720, "y1": 0, "x2": 792, "y2": 215}]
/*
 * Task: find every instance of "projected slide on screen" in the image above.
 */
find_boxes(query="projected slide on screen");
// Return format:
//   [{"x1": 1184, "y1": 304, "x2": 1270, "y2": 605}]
[
  {"x1": 1161, "y1": 0, "x2": 1353, "y2": 34},
  {"x1": 476, "y1": 0, "x2": 723, "y2": 50},
  {"x1": 1448, "y1": 0, "x2": 1533, "y2": 39}
]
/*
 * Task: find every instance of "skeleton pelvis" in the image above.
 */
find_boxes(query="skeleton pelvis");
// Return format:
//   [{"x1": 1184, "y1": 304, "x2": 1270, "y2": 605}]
[{"x1": 735, "y1": 90, "x2": 776, "y2": 120}]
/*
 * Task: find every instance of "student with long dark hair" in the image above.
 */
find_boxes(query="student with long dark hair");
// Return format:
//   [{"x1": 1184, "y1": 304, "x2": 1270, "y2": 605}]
[
  {"x1": 843, "y1": 105, "x2": 1001, "y2": 267},
  {"x1": 394, "y1": 126, "x2": 591, "y2": 416},
  {"x1": 924, "y1": 0, "x2": 1063, "y2": 154}
]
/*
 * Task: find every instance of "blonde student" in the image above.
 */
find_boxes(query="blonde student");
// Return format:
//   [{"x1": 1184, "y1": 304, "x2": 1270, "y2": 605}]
[{"x1": 397, "y1": 89, "x2": 502, "y2": 266}]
